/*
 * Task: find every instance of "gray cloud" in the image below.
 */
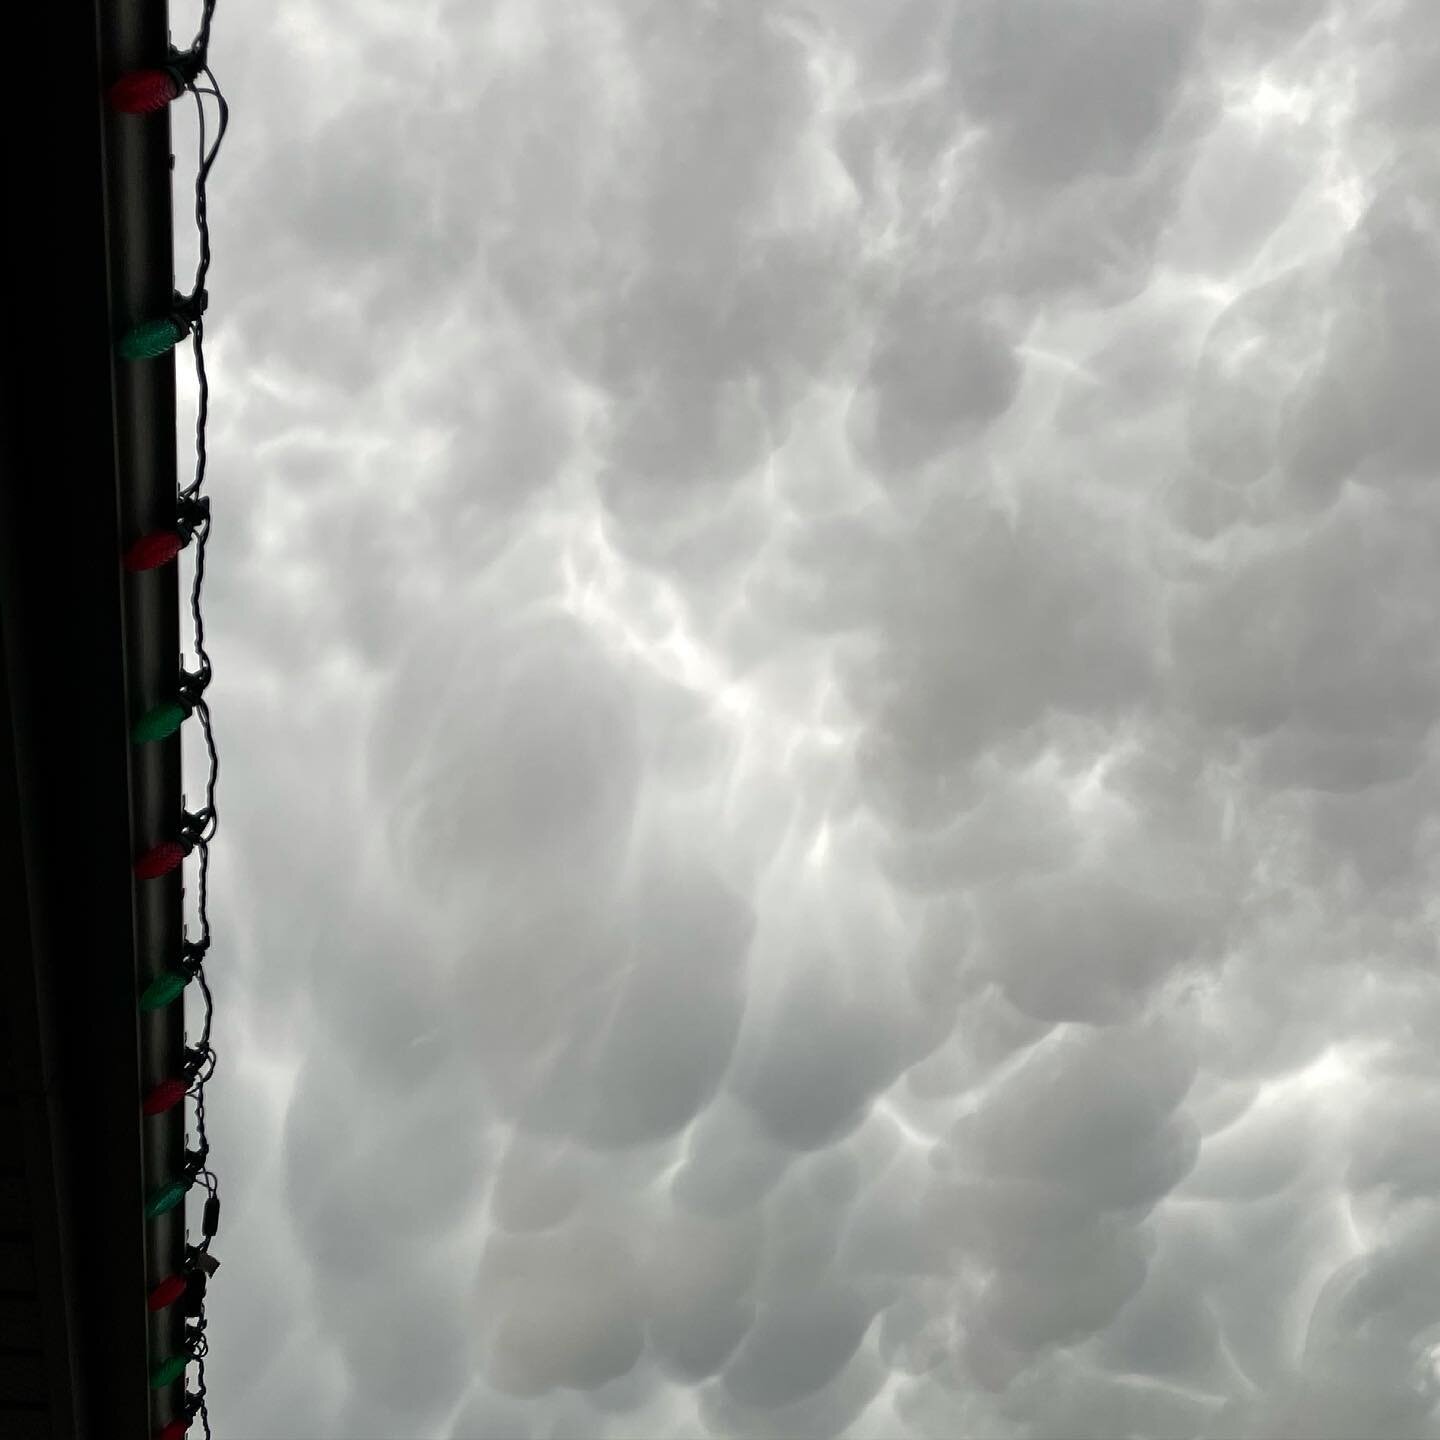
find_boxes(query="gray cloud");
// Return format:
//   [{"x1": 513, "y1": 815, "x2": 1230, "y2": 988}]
[{"x1": 190, "y1": 0, "x2": 1440, "y2": 1435}]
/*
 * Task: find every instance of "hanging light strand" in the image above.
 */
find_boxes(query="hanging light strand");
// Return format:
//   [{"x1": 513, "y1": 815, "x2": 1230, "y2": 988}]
[
  {"x1": 113, "y1": 3, "x2": 227, "y2": 1436},
  {"x1": 171, "y1": 39, "x2": 225, "y2": 1440}
]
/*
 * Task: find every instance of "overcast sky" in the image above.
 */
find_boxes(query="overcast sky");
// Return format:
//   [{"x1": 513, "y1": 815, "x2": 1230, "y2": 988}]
[{"x1": 174, "y1": 1, "x2": 1440, "y2": 1436}]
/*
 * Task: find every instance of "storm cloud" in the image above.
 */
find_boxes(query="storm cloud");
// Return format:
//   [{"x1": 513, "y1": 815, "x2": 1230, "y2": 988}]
[{"x1": 188, "y1": 0, "x2": 1440, "y2": 1435}]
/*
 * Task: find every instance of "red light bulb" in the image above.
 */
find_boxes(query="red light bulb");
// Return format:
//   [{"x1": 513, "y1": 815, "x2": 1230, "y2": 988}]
[
  {"x1": 143, "y1": 1077, "x2": 189, "y2": 1117},
  {"x1": 124, "y1": 530, "x2": 184, "y2": 573},
  {"x1": 134, "y1": 841, "x2": 186, "y2": 880},
  {"x1": 148, "y1": 1273, "x2": 188, "y2": 1312},
  {"x1": 156, "y1": 1419, "x2": 189, "y2": 1440},
  {"x1": 108, "y1": 69, "x2": 182, "y2": 114}
]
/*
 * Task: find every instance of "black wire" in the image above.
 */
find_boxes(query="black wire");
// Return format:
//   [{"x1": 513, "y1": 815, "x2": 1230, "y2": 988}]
[
  {"x1": 187, "y1": 1301, "x2": 214, "y2": 1440},
  {"x1": 164, "y1": 24, "x2": 228, "y2": 1440},
  {"x1": 190, "y1": 521, "x2": 213, "y2": 690},
  {"x1": 180, "y1": 74, "x2": 227, "y2": 507},
  {"x1": 192, "y1": 0, "x2": 219, "y2": 68},
  {"x1": 194, "y1": 954, "x2": 216, "y2": 1053},
  {"x1": 191, "y1": 1080, "x2": 211, "y2": 1175},
  {"x1": 186, "y1": 1044, "x2": 217, "y2": 1089},
  {"x1": 195, "y1": 1356, "x2": 212, "y2": 1440},
  {"x1": 182, "y1": 318, "x2": 210, "y2": 506}
]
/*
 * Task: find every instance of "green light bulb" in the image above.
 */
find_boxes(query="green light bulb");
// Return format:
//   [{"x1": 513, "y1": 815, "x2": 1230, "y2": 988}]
[
  {"x1": 145, "y1": 1179, "x2": 187, "y2": 1219},
  {"x1": 149, "y1": 1352, "x2": 188, "y2": 1389},
  {"x1": 140, "y1": 970, "x2": 189, "y2": 1012},
  {"x1": 118, "y1": 316, "x2": 186, "y2": 360},
  {"x1": 132, "y1": 701, "x2": 188, "y2": 744}
]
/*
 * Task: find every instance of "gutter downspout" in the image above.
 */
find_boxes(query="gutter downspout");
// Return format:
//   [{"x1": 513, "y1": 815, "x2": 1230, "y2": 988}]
[{"x1": 98, "y1": 0, "x2": 190, "y2": 1434}]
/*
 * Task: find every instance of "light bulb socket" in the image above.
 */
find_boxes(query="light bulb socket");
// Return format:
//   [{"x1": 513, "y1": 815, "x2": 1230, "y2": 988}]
[
  {"x1": 180, "y1": 1269, "x2": 209, "y2": 1317},
  {"x1": 184, "y1": 1244, "x2": 221, "y2": 1278},
  {"x1": 176, "y1": 665, "x2": 211, "y2": 708},
  {"x1": 164, "y1": 286, "x2": 209, "y2": 342},
  {"x1": 181, "y1": 1043, "x2": 213, "y2": 1083},
  {"x1": 176, "y1": 492, "x2": 211, "y2": 537},
  {"x1": 166, "y1": 45, "x2": 209, "y2": 88},
  {"x1": 178, "y1": 807, "x2": 213, "y2": 849},
  {"x1": 177, "y1": 286, "x2": 209, "y2": 325}
]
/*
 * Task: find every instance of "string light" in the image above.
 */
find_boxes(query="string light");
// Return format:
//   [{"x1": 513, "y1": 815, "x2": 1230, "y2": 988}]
[
  {"x1": 139, "y1": 970, "x2": 190, "y2": 1012},
  {"x1": 107, "y1": 46, "x2": 206, "y2": 114},
  {"x1": 149, "y1": 1274, "x2": 189, "y2": 1312},
  {"x1": 157, "y1": 1399, "x2": 203, "y2": 1440},
  {"x1": 133, "y1": 702, "x2": 188, "y2": 744},
  {"x1": 123, "y1": 496, "x2": 211, "y2": 574},
  {"x1": 117, "y1": 288, "x2": 208, "y2": 361},
  {"x1": 109, "y1": 68, "x2": 184, "y2": 113},
  {"x1": 133, "y1": 668, "x2": 209, "y2": 744},
  {"x1": 143, "y1": 1045, "x2": 214, "y2": 1116},
  {"x1": 157, "y1": 1397, "x2": 203, "y2": 1440},
  {"x1": 149, "y1": 1250, "x2": 220, "y2": 1316},
  {"x1": 150, "y1": 1353, "x2": 189, "y2": 1390},
  {"x1": 118, "y1": 315, "x2": 185, "y2": 359},
  {"x1": 145, "y1": 1147, "x2": 209, "y2": 1220},
  {"x1": 123, "y1": 532, "x2": 184, "y2": 570},
  {"x1": 145, "y1": 1180, "x2": 189, "y2": 1221},
  {"x1": 125, "y1": 529, "x2": 184, "y2": 571},
  {"x1": 143, "y1": 1078, "x2": 189, "y2": 1117},
  {"x1": 112, "y1": 3, "x2": 228, "y2": 1435},
  {"x1": 133, "y1": 810, "x2": 213, "y2": 879},
  {"x1": 139, "y1": 941, "x2": 209, "y2": 1013},
  {"x1": 134, "y1": 841, "x2": 187, "y2": 880}
]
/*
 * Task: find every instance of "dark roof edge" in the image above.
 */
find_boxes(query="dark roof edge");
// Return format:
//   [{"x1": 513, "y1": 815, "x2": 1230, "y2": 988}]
[{"x1": 0, "y1": 0, "x2": 180, "y2": 1431}]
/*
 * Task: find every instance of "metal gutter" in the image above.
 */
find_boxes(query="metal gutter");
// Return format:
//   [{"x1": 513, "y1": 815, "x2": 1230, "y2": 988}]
[{"x1": 100, "y1": 0, "x2": 191, "y2": 1434}]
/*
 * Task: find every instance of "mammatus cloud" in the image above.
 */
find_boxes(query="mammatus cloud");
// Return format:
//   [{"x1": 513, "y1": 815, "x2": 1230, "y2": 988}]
[{"x1": 188, "y1": 0, "x2": 1440, "y2": 1435}]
